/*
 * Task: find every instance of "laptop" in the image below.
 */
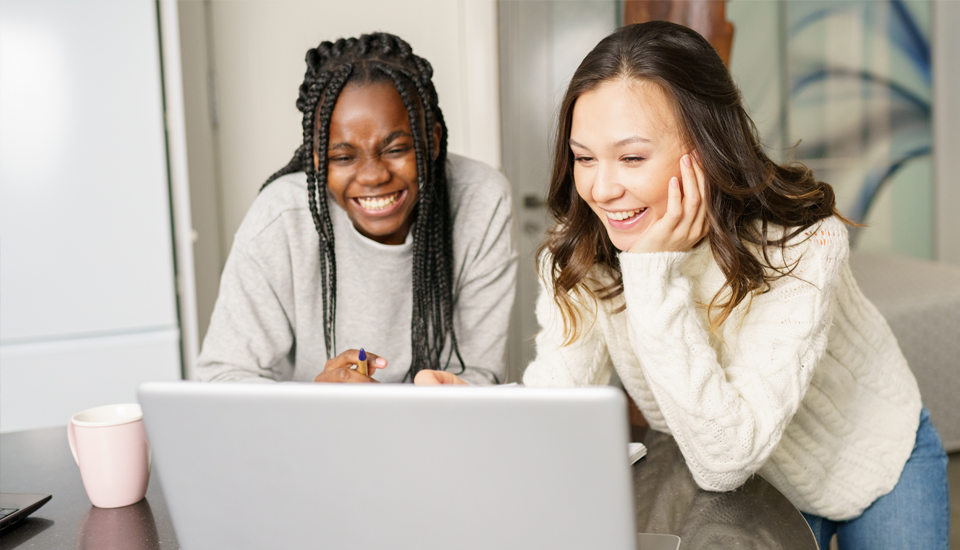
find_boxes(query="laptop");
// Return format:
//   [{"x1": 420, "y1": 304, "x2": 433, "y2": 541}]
[
  {"x1": 0, "y1": 493, "x2": 51, "y2": 530},
  {"x1": 138, "y1": 381, "x2": 643, "y2": 549}
]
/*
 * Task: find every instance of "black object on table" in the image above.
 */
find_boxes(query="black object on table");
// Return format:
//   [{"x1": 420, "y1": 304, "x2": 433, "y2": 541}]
[
  {"x1": 1, "y1": 426, "x2": 816, "y2": 549},
  {"x1": 0, "y1": 493, "x2": 52, "y2": 531}
]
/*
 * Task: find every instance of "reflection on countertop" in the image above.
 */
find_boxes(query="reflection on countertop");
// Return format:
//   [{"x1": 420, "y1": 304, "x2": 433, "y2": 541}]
[
  {"x1": 78, "y1": 498, "x2": 160, "y2": 550},
  {"x1": 633, "y1": 428, "x2": 814, "y2": 550}
]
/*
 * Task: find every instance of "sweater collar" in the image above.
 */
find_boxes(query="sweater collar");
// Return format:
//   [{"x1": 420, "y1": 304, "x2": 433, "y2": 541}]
[{"x1": 329, "y1": 195, "x2": 415, "y2": 252}]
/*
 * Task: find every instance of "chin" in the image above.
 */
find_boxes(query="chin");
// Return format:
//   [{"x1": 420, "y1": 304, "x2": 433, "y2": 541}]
[
  {"x1": 600, "y1": 227, "x2": 630, "y2": 252},
  {"x1": 603, "y1": 235, "x2": 628, "y2": 252}
]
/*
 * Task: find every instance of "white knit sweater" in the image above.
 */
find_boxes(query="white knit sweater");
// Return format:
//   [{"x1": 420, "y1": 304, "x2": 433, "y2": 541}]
[{"x1": 523, "y1": 216, "x2": 922, "y2": 520}]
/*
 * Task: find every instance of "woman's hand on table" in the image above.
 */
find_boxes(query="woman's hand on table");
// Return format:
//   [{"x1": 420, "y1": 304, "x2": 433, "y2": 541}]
[
  {"x1": 414, "y1": 370, "x2": 469, "y2": 386},
  {"x1": 314, "y1": 349, "x2": 387, "y2": 383}
]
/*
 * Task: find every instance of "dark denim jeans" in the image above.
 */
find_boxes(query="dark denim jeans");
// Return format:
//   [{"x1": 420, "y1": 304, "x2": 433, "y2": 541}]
[{"x1": 802, "y1": 407, "x2": 950, "y2": 550}]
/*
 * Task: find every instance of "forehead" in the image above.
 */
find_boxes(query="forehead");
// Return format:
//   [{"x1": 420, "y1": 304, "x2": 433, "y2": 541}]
[
  {"x1": 572, "y1": 78, "x2": 678, "y2": 142},
  {"x1": 327, "y1": 81, "x2": 411, "y2": 135}
]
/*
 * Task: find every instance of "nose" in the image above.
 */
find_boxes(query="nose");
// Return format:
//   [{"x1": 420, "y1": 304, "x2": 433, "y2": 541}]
[
  {"x1": 591, "y1": 162, "x2": 624, "y2": 204},
  {"x1": 354, "y1": 155, "x2": 390, "y2": 186}
]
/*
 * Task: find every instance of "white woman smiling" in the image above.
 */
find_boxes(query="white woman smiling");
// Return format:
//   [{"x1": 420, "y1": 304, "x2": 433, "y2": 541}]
[
  {"x1": 416, "y1": 22, "x2": 949, "y2": 550},
  {"x1": 196, "y1": 33, "x2": 517, "y2": 385}
]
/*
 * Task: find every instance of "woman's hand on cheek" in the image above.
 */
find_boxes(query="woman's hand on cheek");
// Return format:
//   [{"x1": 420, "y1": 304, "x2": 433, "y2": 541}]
[
  {"x1": 628, "y1": 152, "x2": 708, "y2": 254},
  {"x1": 413, "y1": 370, "x2": 469, "y2": 386},
  {"x1": 314, "y1": 349, "x2": 387, "y2": 383}
]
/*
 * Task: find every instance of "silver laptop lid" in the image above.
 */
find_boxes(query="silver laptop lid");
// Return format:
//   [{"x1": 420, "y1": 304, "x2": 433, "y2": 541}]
[{"x1": 139, "y1": 381, "x2": 636, "y2": 550}]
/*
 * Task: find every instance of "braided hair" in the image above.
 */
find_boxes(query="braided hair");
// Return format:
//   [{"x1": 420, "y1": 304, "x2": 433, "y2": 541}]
[{"x1": 262, "y1": 32, "x2": 465, "y2": 382}]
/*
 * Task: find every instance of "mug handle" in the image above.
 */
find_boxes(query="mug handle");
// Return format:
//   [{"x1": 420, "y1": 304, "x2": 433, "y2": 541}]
[{"x1": 67, "y1": 421, "x2": 80, "y2": 465}]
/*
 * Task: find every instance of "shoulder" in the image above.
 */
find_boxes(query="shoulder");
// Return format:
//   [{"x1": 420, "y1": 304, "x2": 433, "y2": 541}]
[
  {"x1": 536, "y1": 247, "x2": 615, "y2": 312},
  {"x1": 445, "y1": 153, "x2": 516, "y2": 261},
  {"x1": 755, "y1": 216, "x2": 850, "y2": 297},
  {"x1": 790, "y1": 216, "x2": 849, "y2": 263},
  {"x1": 789, "y1": 216, "x2": 849, "y2": 249},
  {"x1": 445, "y1": 153, "x2": 512, "y2": 213},
  {"x1": 233, "y1": 172, "x2": 310, "y2": 247},
  {"x1": 762, "y1": 216, "x2": 850, "y2": 269}
]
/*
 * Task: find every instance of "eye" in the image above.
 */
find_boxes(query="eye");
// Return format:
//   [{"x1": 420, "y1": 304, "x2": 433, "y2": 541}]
[
  {"x1": 573, "y1": 155, "x2": 595, "y2": 164},
  {"x1": 328, "y1": 155, "x2": 355, "y2": 164},
  {"x1": 384, "y1": 145, "x2": 412, "y2": 157},
  {"x1": 622, "y1": 156, "x2": 646, "y2": 163}
]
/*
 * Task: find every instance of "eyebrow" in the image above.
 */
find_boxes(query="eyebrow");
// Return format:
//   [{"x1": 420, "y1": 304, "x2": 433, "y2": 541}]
[
  {"x1": 569, "y1": 136, "x2": 651, "y2": 150},
  {"x1": 614, "y1": 136, "x2": 651, "y2": 147},
  {"x1": 329, "y1": 130, "x2": 413, "y2": 151}
]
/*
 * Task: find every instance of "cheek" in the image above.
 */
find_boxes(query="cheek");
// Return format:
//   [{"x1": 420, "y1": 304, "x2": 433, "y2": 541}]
[
  {"x1": 391, "y1": 156, "x2": 419, "y2": 184},
  {"x1": 325, "y1": 171, "x2": 349, "y2": 202},
  {"x1": 572, "y1": 177, "x2": 607, "y2": 225},
  {"x1": 649, "y1": 165, "x2": 682, "y2": 213},
  {"x1": 572, "y1": 167, "x2": 591, "y2": 202},
  {"x1": 650, "y1": 183, "x2": 671, "y2": 213}
]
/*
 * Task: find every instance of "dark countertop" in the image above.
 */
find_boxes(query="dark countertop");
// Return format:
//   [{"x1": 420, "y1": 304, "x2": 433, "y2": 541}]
[
  {"x1": 630, "y1": 426, "x2": 816, "y2": 549},
  {"x1": 1, "y1": 425, "x2": 815, "y2": 549},
  {"x1": 0, "y1": 427, "x2": 177, "y2": 550}
]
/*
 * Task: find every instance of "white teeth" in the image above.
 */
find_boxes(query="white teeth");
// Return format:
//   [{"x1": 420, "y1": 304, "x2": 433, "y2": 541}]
[
  {"x1": 608, "y1": 209, "x2": 644, "y2": 221},
  {"x1": 357, "y1": 192, "x2": 400, "y2": 211}
]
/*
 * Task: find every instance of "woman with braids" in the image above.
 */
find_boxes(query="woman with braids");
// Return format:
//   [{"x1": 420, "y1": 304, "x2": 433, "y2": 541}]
[
  {"x1": 196, "y1": 32, "x2": 517, "y2": 385},
  {"x1": 416, "y1": 22, "x2": 949, "y2": 548}
]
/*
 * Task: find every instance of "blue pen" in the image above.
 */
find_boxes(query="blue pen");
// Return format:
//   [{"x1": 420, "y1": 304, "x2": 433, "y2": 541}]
[{"x1": 358, "y1": 348, "x2": 368, "y2": 376}]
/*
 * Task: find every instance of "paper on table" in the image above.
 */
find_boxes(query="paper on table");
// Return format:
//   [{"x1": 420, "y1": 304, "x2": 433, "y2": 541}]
[{"x1": 629, "y1": 442, "x2": 647, "y2": 465}]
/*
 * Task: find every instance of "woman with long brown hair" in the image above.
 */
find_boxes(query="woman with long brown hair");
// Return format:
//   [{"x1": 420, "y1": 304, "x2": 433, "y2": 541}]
[{"x1": 416, "y1": 21, "x2": 948, "y2": 548}]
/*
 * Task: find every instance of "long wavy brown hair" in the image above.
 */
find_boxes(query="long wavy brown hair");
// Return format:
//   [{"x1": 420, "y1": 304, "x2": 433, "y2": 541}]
[{"x1": 543, "y1": 21, "x2": 848, "y2": 343}]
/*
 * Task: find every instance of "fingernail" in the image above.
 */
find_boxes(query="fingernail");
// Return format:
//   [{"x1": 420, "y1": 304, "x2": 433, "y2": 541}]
[
  {"x1": 375, "y1": 357, "x2": 387, "y2": 366},
  {"x1": 671, "y1": 177, "x2": 679, "y2": 188},
  {"x1": 683, "y1": 154, "x2": 692, "y2": 167}
]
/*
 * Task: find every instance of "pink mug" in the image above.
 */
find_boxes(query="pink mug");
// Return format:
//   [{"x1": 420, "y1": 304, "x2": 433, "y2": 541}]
[{"x1": 67, "y1": 404, "x2": 151, "y2": 508}]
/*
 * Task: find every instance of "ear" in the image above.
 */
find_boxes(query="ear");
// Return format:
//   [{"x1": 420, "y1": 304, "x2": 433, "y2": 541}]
[
  {"x1": 313, "y1": 149, "x2": 320, "y2": 171},
  {"x1": 431, "y1": 122, "x2": 442, "y2": 161}
]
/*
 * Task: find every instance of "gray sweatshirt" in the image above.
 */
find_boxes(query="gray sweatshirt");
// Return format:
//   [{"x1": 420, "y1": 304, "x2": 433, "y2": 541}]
[{"x1": 196, "y1": 153, "x2": 517, "y2": 384}]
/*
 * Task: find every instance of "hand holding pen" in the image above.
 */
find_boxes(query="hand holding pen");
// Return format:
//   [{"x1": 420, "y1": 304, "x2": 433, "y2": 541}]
[{"x1": 314, "y1": 348, "x2": 387, "y2": 383}]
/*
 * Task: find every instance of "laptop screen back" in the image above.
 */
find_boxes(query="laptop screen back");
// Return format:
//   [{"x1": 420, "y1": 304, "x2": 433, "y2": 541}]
[{"x1": 139, "y1": 381, "x2": 637, "y2": 550}]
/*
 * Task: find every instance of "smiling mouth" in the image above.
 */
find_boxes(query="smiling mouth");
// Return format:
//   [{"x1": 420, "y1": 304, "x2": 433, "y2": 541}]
[
  {"x1": 355, "y1": 190, "x2": 403, "y2": 211},
  {"x1": 606, "y1": 208, "x2": 647, "y2": 222}
]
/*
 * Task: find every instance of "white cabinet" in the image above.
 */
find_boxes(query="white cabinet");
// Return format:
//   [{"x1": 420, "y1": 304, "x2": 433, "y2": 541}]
[{"x1": 0, "y1": 0, "x2": 182, "y2": 432}]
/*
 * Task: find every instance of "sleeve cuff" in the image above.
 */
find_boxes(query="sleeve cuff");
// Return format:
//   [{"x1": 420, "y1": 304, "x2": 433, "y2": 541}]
[{"x1": 618, "y1": 249, "x2": 688, "y2": 282}]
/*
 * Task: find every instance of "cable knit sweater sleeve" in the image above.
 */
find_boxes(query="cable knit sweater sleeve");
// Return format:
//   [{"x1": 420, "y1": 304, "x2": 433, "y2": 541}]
[
  {"x1": 522, "y1": 261, "x2": 613, "y2": 388},
  {"x1": 618, "y1": 219, "x2": 847, "y2": 492}
]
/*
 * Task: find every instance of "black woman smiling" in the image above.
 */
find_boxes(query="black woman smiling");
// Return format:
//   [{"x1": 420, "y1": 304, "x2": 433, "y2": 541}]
[{"x1": 196, "y1": 32, "x2": 517, "y2": 385}]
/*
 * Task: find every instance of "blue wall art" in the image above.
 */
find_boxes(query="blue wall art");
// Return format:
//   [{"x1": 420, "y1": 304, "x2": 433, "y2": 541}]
[{"x1": 729, "y1": 0, "x2": 932, "y2": 258}]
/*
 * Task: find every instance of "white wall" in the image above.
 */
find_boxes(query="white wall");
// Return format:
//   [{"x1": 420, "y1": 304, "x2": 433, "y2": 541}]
[
  {"x1": 0, "y1": 0, "x2": 182, "y2": 432},
  {"x1": 179, "y1": 0, "x2": 502, "y2": 345},
  {"x1": 498, "y1": 0, "x2": 619, "y2": 381},
  {"x1": 933, "y1": 0, "x2": 960, "y2": 265},
  {"x1": 178, "y1": 0, "x2": 224, "y2": 346},
  {"x1": 160, "y1": 0, "x2": 201, "y2": 380}
]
